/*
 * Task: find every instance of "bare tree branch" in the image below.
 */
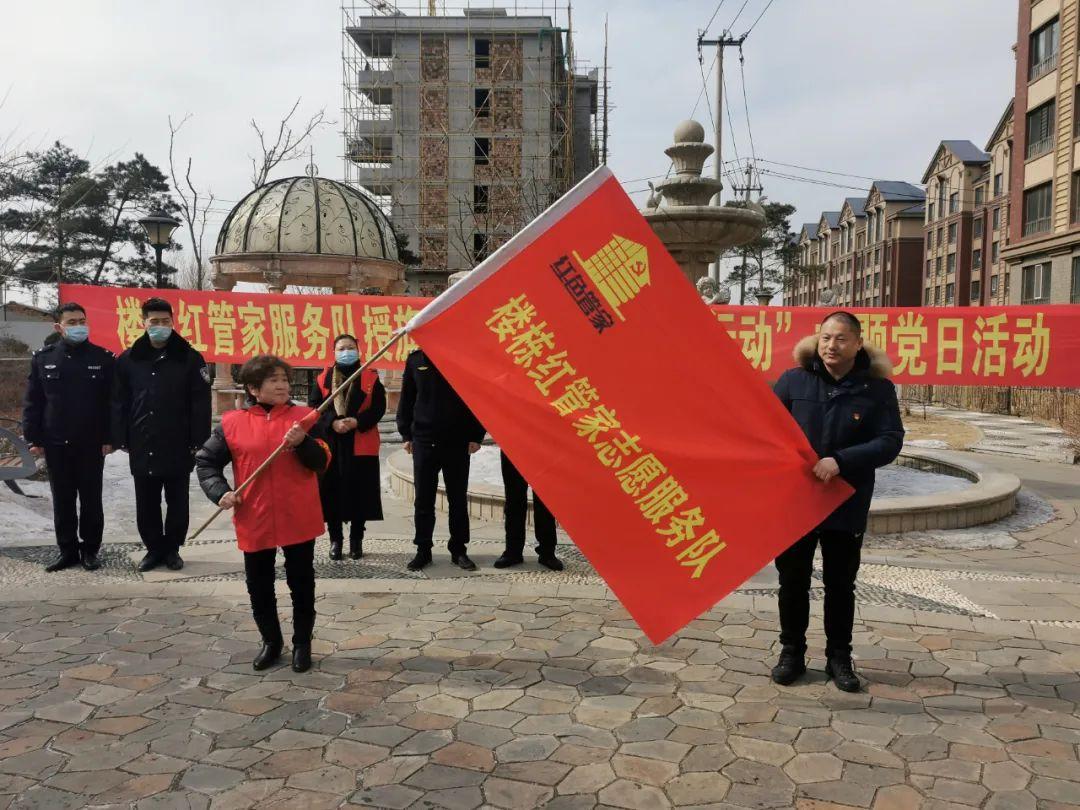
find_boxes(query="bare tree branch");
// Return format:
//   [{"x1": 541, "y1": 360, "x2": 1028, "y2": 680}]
[
  {"x1": 249, "y1": 97, "x2": 332, "y2": 188},
  {"x1": 166, "y1": 114, "x2": 214, "y2": 290}
]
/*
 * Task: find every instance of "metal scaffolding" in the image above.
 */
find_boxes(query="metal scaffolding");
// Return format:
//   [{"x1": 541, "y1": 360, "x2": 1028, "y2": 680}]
[{"x1": 341, "y1": 1, "x2": 606, "y2": 292}]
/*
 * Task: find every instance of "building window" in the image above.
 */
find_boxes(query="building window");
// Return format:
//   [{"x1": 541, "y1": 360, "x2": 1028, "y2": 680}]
[
  {"x1": 936, "y1": 226, "x2": 943, "y2": 245},
  {"x1": 948, "y1": 222, "x2": 957, "y2": 244},
  {"x1": 991, "y1": 275, "x2": 1000, "y2": 296},
  {"x1": 474, "y1": 38, "x2": 491, "y2": 69},
  {"x1": 473, "y1": 184, "x2": 489, "y2": 214},
  {"x1": 973, "y1": 248, "x2": 982, "y2": 269},
  {"x1": 924, "y1": 287, "x2": 932, "y2": 305},
  {"x1": 928, "y1": 202, "x2": 935, "y2": 222},
  {"x1": 947, "y1": 252, "x2": 956, "y2": 275},
  {"x1": 1022, "y1": 182, "x2": 1053, "y2": 236},
  {"x1": 1072, "y1": 256, "x2": 1080, "y2": 303},
  {"x1": 1021, "y1": 262, "x2": 1051, "y2": 303},
  {"x1": 974, "y1": 218, "x2": 983, "y2": 238},
  {"x1": 975, "y1": 186, "x2": 985, "y2": 206},
  {"x1": 925, "y1": 259, "x2": 932, "y2": 278},
  {"x1": 875, "y1": 213, "x2": 883, "y2": 241},
  {"x1": 994, "y1": 173, "x2": 1003, "y2": 197},
  {"x1": 949, "y1": 192, "x2": 959, "y2": 214},
  {"x1": 971, "y1": 279, "x2": 981, "y2": 302},
  {"x1": 992, "y1": 207, "x2": 1000, "y2": 230},
  {"x1": 1025, "y1": 101, "x2": 1055, "y2": 159},
  {"x1": 1005, "y1": 273, "x2": 1011, "y2": 298},
  {"x1": 934, "y1": 286, "x2": 941, "y2": 305},
  {"x1": 1072, "y1": 172, "x2": 1080, "y2": 223},
  {"x1": 945, "y1": 282, "x2": 955, "y2": 304},
  {"x1": 473, "y1": 137, "x2": 490, "y2": 165},
  {"x1": 472, "y1": 232, "x2": 490, "y2": 262},
  {"x1": 992, "y1": 240, "x2": 1000, "y2": 263},
  {"x1": 1029, "y1": 17, "x2": 1060, "y2": 82},
  {"x1": 935, "y1": 256, "x2": 942, "y2": 276},
  {"x1": 873, "y1": 247, "x2": 880, "y2": 265},
  {"x1": 474, "y1": 88, "x2": 491, "y2": 118}
]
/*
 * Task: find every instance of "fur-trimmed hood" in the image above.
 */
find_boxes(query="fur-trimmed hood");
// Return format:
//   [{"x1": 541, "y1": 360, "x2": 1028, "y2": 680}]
[{"x1": 792, "y1": 334, "x2": 893, "y2": 379}]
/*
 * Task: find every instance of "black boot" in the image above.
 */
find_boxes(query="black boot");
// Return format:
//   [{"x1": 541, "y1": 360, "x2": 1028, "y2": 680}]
[
  {"x1": 770, "y1": 649, "x2": 807, "y2": 686},
  {"x1": 826, "y1": 656, "x2": 860, "y2": 692},
  {"x1": 328, "y1": 523, "x2": 343, "y2": 560},
  {"x1": 407, "y1": 549, "x2": 432, "y2": 571},
  {"x1": 538, "y1": 553, "x2": 564, "y2": 571},
  {"x1": 253, "y1": 641, "x2": 283, "y2": 671},
  {"x1": 493, "y1": 552, "x2": 523, "y2": 569},
  {"x1": 292, "y1": 643, "x2": 312, "y2": 673},
  {"x1": 451, "y1": 553, "x2": 477, "y2": 571},
  {"x1": 349, "y1": 532, "x2": 363, "y2": 560},
  {"x1": 45, "y1": 551, "x2": 80, "y2": 572}
]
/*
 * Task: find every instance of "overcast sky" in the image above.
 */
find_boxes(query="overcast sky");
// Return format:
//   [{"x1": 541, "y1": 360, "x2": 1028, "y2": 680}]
[{"x1": 2, "y1": 0, "x2": 1017, "y2": 272}]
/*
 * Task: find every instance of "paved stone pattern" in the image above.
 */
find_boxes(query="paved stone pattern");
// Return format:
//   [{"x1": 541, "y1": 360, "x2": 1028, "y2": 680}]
[
  {"x1": 917, "y1": 406, "x2": 1077, "y2": 464},
  {"x1": 1, "y1": 591, "x2": 1078, "y2": 809}
]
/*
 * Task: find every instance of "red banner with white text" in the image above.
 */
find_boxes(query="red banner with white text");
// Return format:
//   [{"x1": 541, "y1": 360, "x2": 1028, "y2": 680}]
[{"x1": 60, "y1": 285, "x2": 1080, "y2": 386}]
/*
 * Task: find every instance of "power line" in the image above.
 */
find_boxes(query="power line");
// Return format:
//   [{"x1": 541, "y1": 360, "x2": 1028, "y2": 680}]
[
  {"x1": 743, "y1": 0, "x2": 777, "y2": 37},
  {"x1": 738, "y1": 48, "x2": 758, "y2": 170},
  {"x1": 701, "y1": 0, "x2": 728, "y2": 37},
  {"x1": 727, "y1": 0, "x2": 752, "y2": 31}
]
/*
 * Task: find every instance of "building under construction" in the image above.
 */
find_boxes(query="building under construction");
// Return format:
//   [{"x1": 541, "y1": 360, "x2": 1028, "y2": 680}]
[{"x1": 343, "y1": 2, "x2": 605, "y2": 293}]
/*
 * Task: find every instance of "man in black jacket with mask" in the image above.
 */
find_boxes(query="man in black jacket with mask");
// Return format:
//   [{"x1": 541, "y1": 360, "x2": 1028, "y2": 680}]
[
  {"x1": 770, "y1": 311, "x2": 903, "y2": 693},
  {"x1": 112, "y1": 298, "x2": 211, "y2": 572},
  {"x1": 23, "y1": 302, "x2": 115, "y2": 572},
  {"x1": 397, "y1": 348, "x2": 485, "y2": 572}
]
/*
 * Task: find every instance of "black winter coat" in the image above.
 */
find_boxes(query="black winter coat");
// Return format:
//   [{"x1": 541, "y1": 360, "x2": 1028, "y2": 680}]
[
  {"x1": 111, "y1": 331, "x2": 212, "y2": 478},
  {"x1": 396, "y1": 350, "x2": 485, "y2": 445},
  {"x1": 22, "y1": 339, "x2": 115, "y2": 448},
  {"x1": 773, "y1": 336, "x2": 905, "y2": 534}
]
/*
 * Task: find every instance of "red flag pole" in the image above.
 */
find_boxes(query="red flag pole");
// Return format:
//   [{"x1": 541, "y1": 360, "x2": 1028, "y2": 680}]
[{"x1": 187, "y1": 330, "x2": 408, "y2": 540}]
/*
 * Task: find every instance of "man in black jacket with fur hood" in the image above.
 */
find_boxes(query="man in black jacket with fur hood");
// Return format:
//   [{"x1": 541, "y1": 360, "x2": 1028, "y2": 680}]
[
  {"x1": 769, "y1": 311, "x2": 904, "y2": 692},
  {"x1": 112, "y1": 298, "x2": 211, "y2": 572}
]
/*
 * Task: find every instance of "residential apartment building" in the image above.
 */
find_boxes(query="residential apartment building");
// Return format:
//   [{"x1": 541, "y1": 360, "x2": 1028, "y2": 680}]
[
  {"x1": 922, "y1": 140, "x2": 991, "y2": 306},
  {"x1": 343, "y1": 6, "x2": 599, "y2": 293},
  {"x1": 975, "y1": 103, "x2": 1014, "y2": 305},
  {"x1": 785, "y1": 182, "x2": 925, "y2": 307},
  {"x1": 1004, "y1": 0, "x2": 1080, "y2": 304}
]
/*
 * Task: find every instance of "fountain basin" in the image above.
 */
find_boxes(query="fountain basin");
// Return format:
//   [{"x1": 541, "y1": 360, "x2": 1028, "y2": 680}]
[
  {"x1": 388, "y1": 447, "x2": 1019, "y2": 536},
  {"x1": 643, "y1": 204, "x2": 766, "y2": 283}
]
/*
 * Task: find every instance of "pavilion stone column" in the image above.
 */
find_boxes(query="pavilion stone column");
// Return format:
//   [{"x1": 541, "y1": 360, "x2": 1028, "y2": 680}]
[
  {"x1": 210, "y1": 273, "x2": 239, "y2": 418},
  {"x1": 263, "y1": 263, "x2": 286, "y2": 294}
]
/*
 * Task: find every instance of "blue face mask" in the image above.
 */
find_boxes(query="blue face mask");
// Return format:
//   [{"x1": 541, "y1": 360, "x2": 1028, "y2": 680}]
[
  {"x1": 63, "y1": 325, "x2": 89, "y2": 344},
  {"x1": 335, "y1": 349, "x2": 359, "y2": 366},
  {"x1": 147, "y1": 326, "x2": 172, "y2": 344}
]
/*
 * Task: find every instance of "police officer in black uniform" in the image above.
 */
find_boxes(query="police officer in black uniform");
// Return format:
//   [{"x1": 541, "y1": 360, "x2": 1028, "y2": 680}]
[
  {"x1": 23, "y1": 302, "x2": 115, "y2": 572},
  {"x1": 396, "y1": 348, "x2": 485, "y2": 572},
  {"x1": 111, "y1": 297, "x2": 211, "y2": 573}
]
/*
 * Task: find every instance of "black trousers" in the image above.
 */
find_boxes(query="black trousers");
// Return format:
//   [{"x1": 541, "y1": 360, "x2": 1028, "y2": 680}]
[
  {"x1": 775, "y1": 529, "x2": 864, "y2": 658},
  {"x1": 243, "y1": 539, "x2": 316, "y2": 646},
  {"x1": 133, "y1": 473, "x2": 190, "y2": 555},
  {"x1": 501, "y1": 451, "x2": 556, "y2": 557},
  {"x1": 44, "y1": 445, "x2": 105, "y2": 556},
  {"x1": 412, "y1": 439, "x2": 470, "y2": 555},
  {"x1": 327, "y1": 520, "x2": 364, "y2": 543}
]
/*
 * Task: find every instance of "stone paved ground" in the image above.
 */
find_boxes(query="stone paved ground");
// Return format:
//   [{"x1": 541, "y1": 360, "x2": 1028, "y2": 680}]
[{"x1": 0, "y1": 581, "x2": 1078, "y2": 810}]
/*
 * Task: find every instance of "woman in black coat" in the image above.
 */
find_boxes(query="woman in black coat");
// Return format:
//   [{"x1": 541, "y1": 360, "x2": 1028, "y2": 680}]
[{"x1": 309, "y1": 334, "x2": 385, "y2": 560}]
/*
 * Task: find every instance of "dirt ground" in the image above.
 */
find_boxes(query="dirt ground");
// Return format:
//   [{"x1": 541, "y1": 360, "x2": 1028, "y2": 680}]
[{"x1": 901, "y1": 408, "x2": 981, "y2": 449}]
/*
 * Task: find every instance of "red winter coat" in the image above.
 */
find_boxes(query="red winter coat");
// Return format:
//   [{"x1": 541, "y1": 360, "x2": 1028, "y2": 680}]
[{"x1": 195, "y1": 402, "x2": 330, "y2": 552}]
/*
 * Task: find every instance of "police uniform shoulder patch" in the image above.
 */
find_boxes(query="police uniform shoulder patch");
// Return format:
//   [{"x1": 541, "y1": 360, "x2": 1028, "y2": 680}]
[{"x1": 199, "y1": 366, "x2": 211, "y2": 383}]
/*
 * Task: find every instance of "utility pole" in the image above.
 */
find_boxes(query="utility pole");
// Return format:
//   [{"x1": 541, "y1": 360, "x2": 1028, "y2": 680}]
[
  {"x1": 601, "y1": 15, "x2": 609, "y2": 165},
  {"x1": 731, "y1": 162, "x2": 763, "y2": 305},
  {"x1": 697, "y1": 31, "x2": 746, "y2": 283}
]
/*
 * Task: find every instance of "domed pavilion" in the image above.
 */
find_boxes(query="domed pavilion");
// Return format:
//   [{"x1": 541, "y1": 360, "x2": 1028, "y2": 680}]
[{"x1": 210, "y1": 175, "x2": 406, "y2": 295}]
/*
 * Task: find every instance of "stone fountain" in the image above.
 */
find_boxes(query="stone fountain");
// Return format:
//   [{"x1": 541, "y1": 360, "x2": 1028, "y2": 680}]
[{"x1": 642, "y1": 120, "x2": 765, "y2": 291}]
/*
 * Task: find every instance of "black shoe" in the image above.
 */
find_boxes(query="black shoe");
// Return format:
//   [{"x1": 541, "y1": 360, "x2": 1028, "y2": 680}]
[
  {"x1": 770, "y1": 650, "x2": 807, "y2": 686},
  {"x1": 164, "y1": 551, "x2": 184, "y2": 571},
  {"x1": 253, "y1": 642, "x2": 283, "y2": 671},
  {"x1": 45, "y1": 553, "x2": 80, "y2": 573},
  {"x1": 538, "y1": 554, "x2": 564, "y2": 571},
  {"x1": 407, "y1": 550, "x2": 432, "y2": 571},
  {"x1": 80, "y1": 550, "x2": 101, "y2": 571},
  {"x1": 493, "y1": 553, "x2": 523, "y2": 569},
  {"x1": 137, "y1": 553, "x2": 161, "y2": 573},
  {"x1": 329, "y1": 539, "x2": 343, "y2": 561},
  {"x1": 349, "y1": 536, "x2": 363, "y2": 560},
  {"x1": 826, "y1": 656, "x2": 861, "y2": 692},
  {"x1": 292, "y1": 644, "x2": 312, "y2": 673},
  {"x1": 451, "y1": 553, "x2": 477, "y2": 572}
]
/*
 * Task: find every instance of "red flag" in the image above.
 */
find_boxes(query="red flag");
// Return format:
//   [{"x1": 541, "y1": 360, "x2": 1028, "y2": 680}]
[{"x1": 406, "y1": 167, "x2": 852, "y2": 643}]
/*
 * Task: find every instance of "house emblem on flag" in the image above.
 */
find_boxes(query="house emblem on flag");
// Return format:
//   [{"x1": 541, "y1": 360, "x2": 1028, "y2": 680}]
[{"x1": 573, "y1": 235, "x2": 650, "y2": 322}]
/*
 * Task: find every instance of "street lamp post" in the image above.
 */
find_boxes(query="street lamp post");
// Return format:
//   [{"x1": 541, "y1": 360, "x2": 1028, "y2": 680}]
[{"x1": 138, "y1": 210, "x2": 181, "y2": 288}]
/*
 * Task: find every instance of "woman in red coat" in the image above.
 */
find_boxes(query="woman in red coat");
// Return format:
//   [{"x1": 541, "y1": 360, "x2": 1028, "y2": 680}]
[{"x1": 195, "y1": 355, "x2": 330, "y2": 673}]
